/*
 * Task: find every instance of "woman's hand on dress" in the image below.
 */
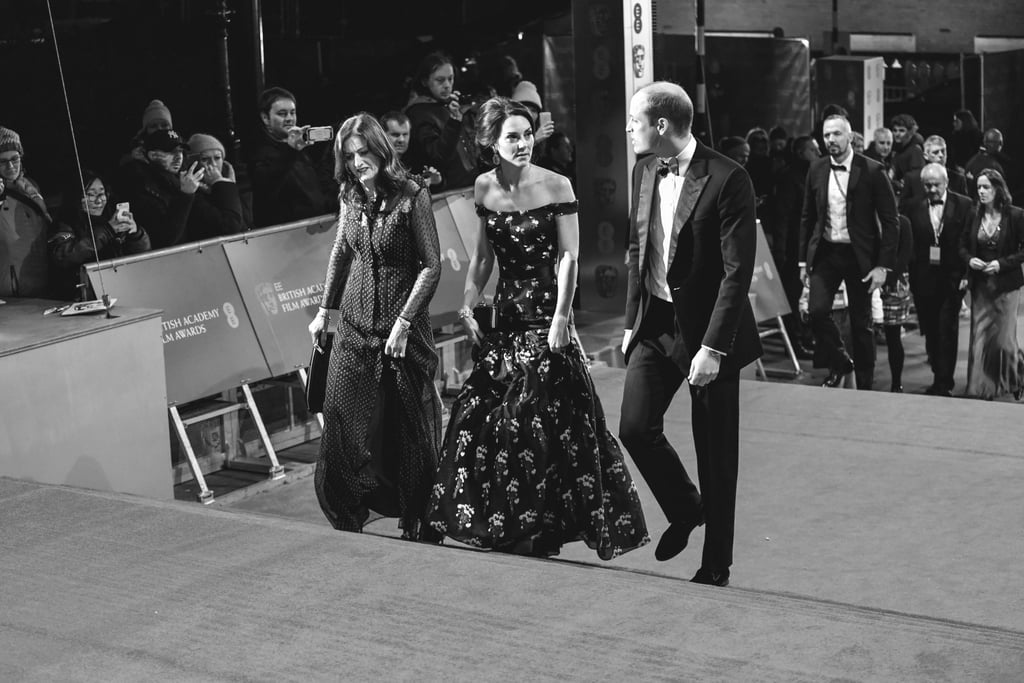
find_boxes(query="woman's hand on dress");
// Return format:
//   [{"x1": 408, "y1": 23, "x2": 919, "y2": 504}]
[
  {"x1": 969, "y1": 257, "x2": 987, "y2": 271},
  {"x1": 385, "y1": 317, "x2": 411, "y2": 358},
  {"x1": 983, "y1": 260, "x2": 1001, "y2": 274},
  {"x1": 547, "y1": 314, "x2": 570, "y2": 351},
  {"x1": 308, "y1": 309, "x2": 329, "y2": 346},
  {"x1": 460, "y1": 312, "x2": 483, "y2": 346}
]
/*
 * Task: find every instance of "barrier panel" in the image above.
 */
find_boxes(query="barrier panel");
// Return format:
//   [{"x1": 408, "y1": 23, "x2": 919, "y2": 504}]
[
  {"x1": 222, "y1": 216, "x2": 337, "y2": 376},
  {"x1": 86, "y1": 244, "x2": 271, "y2": 406},
  {"x1": 749, "y1": 221, "x2": 791, "y2": 323}
]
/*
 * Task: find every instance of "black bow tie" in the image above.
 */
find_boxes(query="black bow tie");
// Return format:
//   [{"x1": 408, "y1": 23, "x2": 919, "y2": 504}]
[
  {"x1": 830, "y1": 164, "x2": 846, "y2": 172},
  {"x1": 658, "y1": 157, "x2": 680, "y2": 176},
  {"x1": 930, "y1": 199, "x2": 944, "y2": 206}
]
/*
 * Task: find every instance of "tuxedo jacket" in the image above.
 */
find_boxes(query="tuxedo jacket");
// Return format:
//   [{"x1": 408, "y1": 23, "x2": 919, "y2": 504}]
[
  {"x1": 906, "y1": 190, "x2": 973, "y2": 296},
  {"x1": 624, "y1": 141, "x2": 762, "y2": 374},
  {"x1": 959, "y1": 205, "x2": 1024, "y2": 295},
  {"x1": 800, "y1": 153, "x2": 900, "y2": 276},
  {"x1": 899, "y1": 166, "x2": 968, "y2": 215}
]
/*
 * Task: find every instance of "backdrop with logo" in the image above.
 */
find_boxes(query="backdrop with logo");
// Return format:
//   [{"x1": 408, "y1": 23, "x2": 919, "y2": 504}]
[{"x1": 749, "y1": 220, "x2": 791, "y2": 323}]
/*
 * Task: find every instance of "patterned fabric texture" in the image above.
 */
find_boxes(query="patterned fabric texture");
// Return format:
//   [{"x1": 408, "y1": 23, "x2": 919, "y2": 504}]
[
  {"x1": 315, "y1": 180, "x2": 443, "y2": 539},
  {"x1": 427, "y1": 202, "x2": 649, "y2": 559}
]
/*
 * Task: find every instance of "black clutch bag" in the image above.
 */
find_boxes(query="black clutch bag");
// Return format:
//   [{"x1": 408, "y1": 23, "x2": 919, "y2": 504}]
[
  {"x1": 473, "y1": 304, "x2": 497, "y2": 334},
  {"x1": 305, "y1": 333, "x2": 333, "y2": 414}
]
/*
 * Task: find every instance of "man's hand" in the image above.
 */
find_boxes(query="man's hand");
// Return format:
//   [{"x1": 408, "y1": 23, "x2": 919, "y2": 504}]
[
  {"x1": 969, "y1": 257, "x2": 987, "y2": 271},
  {"x1": 688, "y1": 347, "x2": 721, "y2": 387},
  {"x1": 983, "y1": 260, "x2": 1001, "y2": 274},
  {"x1": 621, "y1": 329, "x2": 632, "y2": 356},
  {"x1": 862, "y1": 266, "x2": 887, "y2": 293},
  {"x1": 180, "y1": 163, "x2": 205, "y2": 194},
  {"x1": 286, "y1": 126, "x2": 312, "y2": 151}
]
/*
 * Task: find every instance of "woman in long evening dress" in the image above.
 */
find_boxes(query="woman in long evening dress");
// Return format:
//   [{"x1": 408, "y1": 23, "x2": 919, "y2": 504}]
[
  {"x1": 308, "y1": 113, "x2": 443, "y2": 539},
  {"x1": 959, "y1": 168, "x2": 1024, "y2": 400},
  {"x1": 427, "y1": 97, "x2": 649, "y2": 559}
]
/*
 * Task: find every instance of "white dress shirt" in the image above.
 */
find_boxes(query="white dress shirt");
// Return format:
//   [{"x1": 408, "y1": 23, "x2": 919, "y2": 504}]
[
  {"x1": 647, "y1": 135, "x2": 697, "y2": 302},
  {"x1": 929, "y1": 190, "x2": 948, "y2": 243},
  {"x1": 826, "y1": 150, "x2": 852, "y2": 243}
]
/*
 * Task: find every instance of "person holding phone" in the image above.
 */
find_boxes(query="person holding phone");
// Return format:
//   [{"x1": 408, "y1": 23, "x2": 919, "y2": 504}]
[
  {"x1": 249, "y1": 86, "x2": 334, "y2": 227},
  {"x1": 51, "y1": 170, "x2": 151, "y2": 299},
  {"x1": 184, "y1": 133, "x2": 245, "y2": 239},
  {"x1": 119, "y1": 129, "x2": 201, "y2": 248},
  {"x1": 307, "y1": 113, "x2": 443, "y2": 540},
  {"x1": 427, "y1": 97, "x2": 649, "y2": 560}
]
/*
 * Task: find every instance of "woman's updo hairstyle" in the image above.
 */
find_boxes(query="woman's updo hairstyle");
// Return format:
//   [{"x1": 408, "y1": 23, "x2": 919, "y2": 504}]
[{"x1": 475, "y1": 96, "x2": 535, "y2": 149}]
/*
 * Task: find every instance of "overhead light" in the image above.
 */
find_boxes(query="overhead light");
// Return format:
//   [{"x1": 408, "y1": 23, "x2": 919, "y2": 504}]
[
  {"x1": 517, "y1": 31, "x2": 524, "y2": 40},
  {"x1": 891, "y1": 58, "x2": 903, "y2": 69}
]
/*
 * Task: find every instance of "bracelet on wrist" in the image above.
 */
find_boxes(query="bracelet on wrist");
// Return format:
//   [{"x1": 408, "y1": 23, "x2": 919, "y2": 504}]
[{"x1": 457, "y1": 306, "x2": 474, "y2": 321}]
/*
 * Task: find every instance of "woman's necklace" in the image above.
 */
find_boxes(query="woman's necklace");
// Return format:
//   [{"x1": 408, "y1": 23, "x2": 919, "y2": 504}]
[{"x1": 981, "y1": 210, "x2": 1000, "y2": 238}]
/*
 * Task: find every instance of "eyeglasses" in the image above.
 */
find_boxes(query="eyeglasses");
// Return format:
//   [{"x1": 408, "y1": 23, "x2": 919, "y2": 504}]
[
  {"x1": 0, "y1": 155, "x2": 22, "y2": 167},
  {"x1": 85, "y1": 191, "x2": 107, "y2": 201}
]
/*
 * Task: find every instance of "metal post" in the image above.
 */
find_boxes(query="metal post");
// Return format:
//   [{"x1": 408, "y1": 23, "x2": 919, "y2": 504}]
[
  {"x1": 241, "y1": 381, "x2": 286, "y2": 480},
  {"x1": 693, "y1": 0, "x2": 712, "y2": 145},
  {"x1": 215, "y1": 0, "x2": 241, "y2": 161},
  {"x1": 252, "y1": 0, "x2": 266, "y2": 95},
  {"x1": 170, "y1": 405, "x2": 215, "y2": 504}
]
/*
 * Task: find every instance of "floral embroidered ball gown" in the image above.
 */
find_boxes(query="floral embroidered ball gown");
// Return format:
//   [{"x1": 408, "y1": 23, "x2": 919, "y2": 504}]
[{"x1": 427, "y1": 200, "x2": 649, "y2": 559}]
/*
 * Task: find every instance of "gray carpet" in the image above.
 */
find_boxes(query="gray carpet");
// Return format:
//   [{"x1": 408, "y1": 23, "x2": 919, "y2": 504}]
[{"x1": 3, "y1": 478, "x2": 1024, "y2": 682}]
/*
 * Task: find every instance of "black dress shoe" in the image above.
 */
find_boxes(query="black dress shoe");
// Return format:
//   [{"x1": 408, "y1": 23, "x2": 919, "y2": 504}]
[
  {"x1": 822, "y1": 355, "x2": 854, "y2": 388},
  {"x1": 691, "y1": 567, "x2": 730, "y2": 586},
  {"x1": 925, "y1": 385, "x2": 953, "y2": 397},
  {"x1": 793, "y1": 342, "x2": 815, "y2": 360},
  {"x1": 1014, "y1": 387, "x2": 1024, "y2": 401},
  {"x1": 890, "y1": 384, "x2": 903, "y2": 393},
  {"x1": 654, "y1": 515, "x2": 704, "y2": 561}
]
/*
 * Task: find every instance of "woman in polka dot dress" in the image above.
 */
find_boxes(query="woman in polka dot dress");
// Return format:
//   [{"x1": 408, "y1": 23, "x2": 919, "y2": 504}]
[
  {"x1": 308, "y1": 113, "x2": 443, "y2": 540},
  {"x1": 427, "y1": 98, "x2": 649, "y2": 559}
]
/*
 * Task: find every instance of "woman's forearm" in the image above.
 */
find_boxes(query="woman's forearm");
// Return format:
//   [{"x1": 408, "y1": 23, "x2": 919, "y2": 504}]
[{"x1": 553, "y1": 252, "x2": 578, "y2": 321}]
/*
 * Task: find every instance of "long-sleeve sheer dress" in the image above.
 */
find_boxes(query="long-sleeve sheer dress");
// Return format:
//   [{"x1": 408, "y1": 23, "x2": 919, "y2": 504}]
[{"x1": 315, "y1": 179, "x2": 443, "y2": 539}]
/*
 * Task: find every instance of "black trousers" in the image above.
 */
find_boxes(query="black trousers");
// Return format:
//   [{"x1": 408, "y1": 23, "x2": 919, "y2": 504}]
[
  {"x1": 619, "y1": 296, "x2": 740, "y2": 571},
  {"x1": 808, "y1": 241, "x2": 875, "y2": 389},
  {"x1": 914, "y1": 273, "x2": 965, "y2": 392}
]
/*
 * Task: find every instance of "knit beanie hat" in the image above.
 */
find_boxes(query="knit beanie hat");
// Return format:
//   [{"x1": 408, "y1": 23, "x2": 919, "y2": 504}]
[
  {"x1": 187, "y1": 133, "x2": 226, "y2": 157},
  {"x1": 142, "y1": 99, "x2": 173, "y2": 131},
  {"x1": 511, "y1": 80, "x2": 543, "y2": 110},
  {"x1": 0, "y1": 126, "x2": 23, "y2": 156}
]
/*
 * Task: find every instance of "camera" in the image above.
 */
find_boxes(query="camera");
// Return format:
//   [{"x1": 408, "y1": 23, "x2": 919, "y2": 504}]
[{"x1": 303, "y1": 126, "x2": 334, "y2": 144}]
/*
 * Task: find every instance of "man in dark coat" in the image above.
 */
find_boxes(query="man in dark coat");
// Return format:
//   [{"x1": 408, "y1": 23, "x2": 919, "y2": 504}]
[{"x1": 619, "y1": 81, "x2": 762, "y2": 588}]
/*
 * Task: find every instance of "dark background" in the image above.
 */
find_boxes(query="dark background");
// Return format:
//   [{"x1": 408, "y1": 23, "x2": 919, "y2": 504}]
[{"x1": 1, "y1": 0, "x2": 570, "y2": 200}]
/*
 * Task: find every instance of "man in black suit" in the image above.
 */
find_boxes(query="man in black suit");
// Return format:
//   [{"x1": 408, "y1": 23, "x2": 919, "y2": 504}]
[
  {"x1": 899, "y1": 135, "x2": 968, "y2": 214},
  {"x1": 619, "y1": 82, "x2": 762, "y2": 587},
  {"x1": 907, "y1": 163, "x2": 973, "y2": 396},
  {"x1": 801, "y1": 115, "x2": 899, "y2": 390}
]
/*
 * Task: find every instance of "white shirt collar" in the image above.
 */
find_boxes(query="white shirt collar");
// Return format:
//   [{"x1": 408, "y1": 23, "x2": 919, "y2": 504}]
[{"x1": 831, "y1": 149, "x2": 853, "y2": 171}]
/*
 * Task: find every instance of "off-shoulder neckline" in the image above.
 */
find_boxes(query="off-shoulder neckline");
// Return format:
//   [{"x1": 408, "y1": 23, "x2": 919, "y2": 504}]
[{"x1": 475, "y1": 200, "x2": 579, "y2": 216}]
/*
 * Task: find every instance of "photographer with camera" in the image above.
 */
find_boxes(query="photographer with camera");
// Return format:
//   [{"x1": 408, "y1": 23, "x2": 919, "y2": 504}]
[
  {"x1": 249, "y1": 86, "x2": 334, "y2": 227},
  {"x1": 184, "y1": 133, "x2": 245, "y2": 239},
  {"x1": 404, "y1": 52, "x2": 479, "y2": 191},
  {"x1": 50, "y1": 170, "x2": 151, "y2": 299}
]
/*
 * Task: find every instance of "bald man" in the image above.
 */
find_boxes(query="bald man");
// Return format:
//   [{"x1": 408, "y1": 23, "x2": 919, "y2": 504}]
[
  {"x1": 620, "y1": 81, "x2": 761, "y2": 587},
  {"x1": 906, "y1": 163, "x2": 973, "y2": 396},
  {"x1": 965, "y1": 129, "x2": 1007, "y2": 200},
  {"x1": 800, "y1": 114, "x2": 900, "y2": 390}
]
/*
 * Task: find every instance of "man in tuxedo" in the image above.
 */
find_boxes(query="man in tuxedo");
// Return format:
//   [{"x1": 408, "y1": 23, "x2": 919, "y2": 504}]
[
  {"x1": 907, "y1": 163, "x2": 973, "y2": 396},
  {"x1": 801, "y1": 115, "x2": 899, "y2": 390},
  {"x1": 899, "y1": 136, "x2": 968, "y2": 214},
  {"x1": 619, "y1": 82, "x2": 762, "y2": 587}
]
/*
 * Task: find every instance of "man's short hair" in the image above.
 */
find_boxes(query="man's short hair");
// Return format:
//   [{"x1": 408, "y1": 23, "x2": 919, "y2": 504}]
[
  {"x1": 823, "y1": 114, "x2": 851, "y2": 131},
  {"x1": 923, "y1": 135, "x2": 946, "y2": 149},
  {"x1": 379, "y1": 110, "x2": 410, "y2": 129},
  {"x1": 636, "y1": 81, "x2": 693, "y2": 134},
  {"x1": 258, "y1": 87, "x2": 297, "y2": 115},
  {"x1": 890, "y1": 113, "x2": 917, "y2": 130},
  {"x1": 873, "y1": 127, "x2": 892, "y2": 139}
]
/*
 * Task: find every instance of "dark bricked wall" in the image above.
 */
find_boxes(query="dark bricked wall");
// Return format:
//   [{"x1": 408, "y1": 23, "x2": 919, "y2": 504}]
[{"x1": 655, "y1": 0, "x2": 1024, "y2": 53}]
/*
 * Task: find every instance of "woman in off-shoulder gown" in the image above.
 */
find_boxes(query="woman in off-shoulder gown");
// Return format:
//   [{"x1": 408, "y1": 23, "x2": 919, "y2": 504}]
[{"x1": 427, "y1": 97, "x2": 649, "y2": 559}]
